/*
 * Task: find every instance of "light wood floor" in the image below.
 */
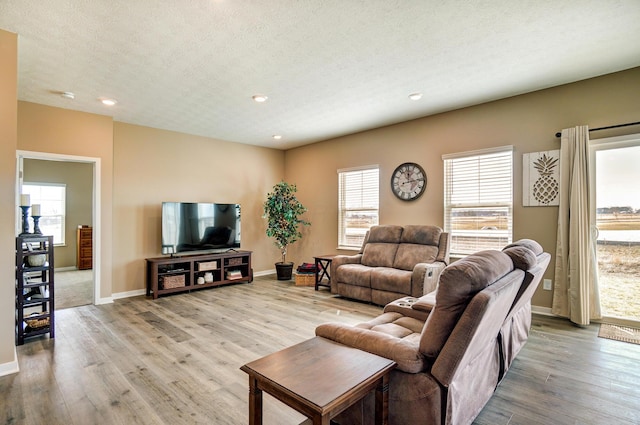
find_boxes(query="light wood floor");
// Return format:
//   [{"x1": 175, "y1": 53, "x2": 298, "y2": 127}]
[{"x1": 2, "y1": 276, "x2": 639, "y2": 425}]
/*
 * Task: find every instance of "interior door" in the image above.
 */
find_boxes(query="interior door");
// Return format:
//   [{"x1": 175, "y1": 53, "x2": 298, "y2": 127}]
[{"x1": 591, "y1": 134, "x2": 640, "y2": 324}]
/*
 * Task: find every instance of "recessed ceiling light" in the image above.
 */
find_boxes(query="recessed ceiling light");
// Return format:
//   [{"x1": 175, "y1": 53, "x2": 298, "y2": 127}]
[
  {"x1": 408, "y1": 92, "x2": 423, "y2": 100},
  {"x1": 61, "y1": 92, "x2": 75, "y2": 100},
  {"x1": 252, "y1": 94, "x2": 268, "y2": 103},
  {"x1": 100, "y1": 98, "x2": 117, "y2": 106},
  {"x1": 272, "y1": 135, "x2": 282, "y2": 140}
]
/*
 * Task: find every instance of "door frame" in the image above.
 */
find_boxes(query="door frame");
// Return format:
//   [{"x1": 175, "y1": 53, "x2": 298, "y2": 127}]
[
  {"x1": 590, "y1": 133, "x2": 640, "y2": 327},
  {"x1": 16, "y1": 150, "x2": 101, "y2": 306}
]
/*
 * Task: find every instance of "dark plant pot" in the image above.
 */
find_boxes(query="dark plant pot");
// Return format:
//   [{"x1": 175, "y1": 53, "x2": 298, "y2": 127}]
[{"x1": 275, "y1": 262, "x2": 294, "y2": 280}]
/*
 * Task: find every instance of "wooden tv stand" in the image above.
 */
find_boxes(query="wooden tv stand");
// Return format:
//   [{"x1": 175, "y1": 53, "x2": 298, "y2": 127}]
[{"x1": 146, "y1": 250, "x2": 252, "y2": 299}]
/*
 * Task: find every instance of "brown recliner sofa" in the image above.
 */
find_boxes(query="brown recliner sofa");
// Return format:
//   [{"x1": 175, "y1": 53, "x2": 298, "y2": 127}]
[
  {"x1": 316, "y1": 241, "x2": 549, "y2": 425},
  {"x1": 498, "y1": 239, "x2": 551, "y2": 381},
  {"x1": 331, "y1": 225, "x2": 450, "y2": 306}
]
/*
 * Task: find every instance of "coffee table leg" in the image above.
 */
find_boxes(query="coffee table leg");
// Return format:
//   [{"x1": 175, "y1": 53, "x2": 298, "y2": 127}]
[
  {"x1": 375, "y1": 373, "x2": 390, "y2": 425},
  {"x1": 248, "y1": 375, "x2": 263, "y2": 425}
]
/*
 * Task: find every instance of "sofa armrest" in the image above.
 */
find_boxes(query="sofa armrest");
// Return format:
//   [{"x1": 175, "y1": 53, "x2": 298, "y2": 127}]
[
  {"x1": 412, "y1": 291, "x2": 437, "y2": 313},
  {"x1": 411, "y1": 261, "x2": 446, "y2": 297},
  {"x1": 315, "y1": 322, "x2": 427, "y2": 373},
  {"x1": 330, "y1": 254, "x2": 363, "y2": 293}
]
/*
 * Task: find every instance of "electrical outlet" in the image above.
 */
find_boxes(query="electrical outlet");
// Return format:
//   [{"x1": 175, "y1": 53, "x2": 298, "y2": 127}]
[{"x1": 543, "y1": 279, "x2": 552, "y2": 290}]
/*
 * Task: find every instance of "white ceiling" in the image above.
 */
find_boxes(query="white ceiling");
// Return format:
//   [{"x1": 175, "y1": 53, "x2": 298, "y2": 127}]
[{"x1": 1, "y1": 1, "x2": 640, "y2": 150}]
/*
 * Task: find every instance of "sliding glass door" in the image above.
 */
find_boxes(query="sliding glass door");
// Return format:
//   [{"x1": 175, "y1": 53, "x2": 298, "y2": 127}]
[{"x1": 591, "y1": 134, "x2": 640, "y2": 324}]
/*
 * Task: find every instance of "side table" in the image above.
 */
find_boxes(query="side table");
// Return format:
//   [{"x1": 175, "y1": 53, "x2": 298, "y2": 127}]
[
  {"x1": 240, "y1": 336, "x2": 396, "y2": 425},
  {"x1": 314, "y1": 255, "x2": 334, "y2": 291}
]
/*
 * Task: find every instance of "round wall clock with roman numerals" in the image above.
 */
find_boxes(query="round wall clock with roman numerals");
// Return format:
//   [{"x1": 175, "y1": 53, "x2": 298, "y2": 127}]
[{"x1": 391, "y1": 162, "x2": 427, "y2": 201}]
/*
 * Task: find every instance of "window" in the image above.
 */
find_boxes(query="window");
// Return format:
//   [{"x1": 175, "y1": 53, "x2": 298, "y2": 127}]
[
  {"x1": 21, "y1": 183, "x2": 66, "y2": 245},
  {"x1": 338, "y1": 166, "x2": 379, "y2": 249},
  {"x1": 443, "y1": 146, "x2": 513, "y2": 256}
]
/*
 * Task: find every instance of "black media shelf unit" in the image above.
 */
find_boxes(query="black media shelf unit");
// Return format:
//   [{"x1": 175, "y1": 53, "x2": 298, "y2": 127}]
[
  {"x1": 15, "y1": 235, "x2": 55, "y2": 345},
  {"x1": 146, "y1": 250, "x2": 253, "y2": 299}
]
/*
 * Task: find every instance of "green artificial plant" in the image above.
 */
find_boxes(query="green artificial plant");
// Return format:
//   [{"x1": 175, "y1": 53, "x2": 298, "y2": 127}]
[{"x1": 263, "y1": 181, "x2": 310, "y2": 264}]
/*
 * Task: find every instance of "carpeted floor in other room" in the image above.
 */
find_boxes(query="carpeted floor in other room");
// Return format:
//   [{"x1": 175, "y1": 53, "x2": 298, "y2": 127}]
[{"x1": 55, "y1": 269, "x2": 93, "y2": 309}]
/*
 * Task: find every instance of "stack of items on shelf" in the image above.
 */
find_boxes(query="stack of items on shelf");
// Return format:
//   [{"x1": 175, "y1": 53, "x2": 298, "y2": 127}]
[
  {"x1": 295, "y1": 262, "x2": 317, "y2": 287},
  {"x1": 227, "y1": 269, "x2": 243, "y2": 280}
]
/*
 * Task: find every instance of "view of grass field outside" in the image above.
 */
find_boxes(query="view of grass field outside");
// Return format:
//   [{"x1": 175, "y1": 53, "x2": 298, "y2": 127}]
[
  {"x1": 595, "y1": 142, "x2": 640, "y2": 323},
  {"x1": 343, "y1": 212, "x2": 377, "y2": 246},
  {"x1": 449, "y1": 207, "x2": 511, "y2": 254}
]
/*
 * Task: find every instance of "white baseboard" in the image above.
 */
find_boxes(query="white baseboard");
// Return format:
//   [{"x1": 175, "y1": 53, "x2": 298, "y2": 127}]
[
  {"x1": 532, "y1": 306, "x2": 554, "y2": 316},
  {"x1": 112, "y1": 289, "x2": 146, "y2": 300},
  {"x1": 54, "y1": 266, "x2": 77, "y2": 272},
  {"x1": 254, "y1": 269, "x2": 275, "y2": 277},
  {"x1": 104, "y1": 270, "x2": 275, "y2": 302},
  {"x1": 96, "y1": 296, "x2": 113, "y2": 305},
  {"x1": 0, "y1": 347, "x2": 19, "y2": 377}
]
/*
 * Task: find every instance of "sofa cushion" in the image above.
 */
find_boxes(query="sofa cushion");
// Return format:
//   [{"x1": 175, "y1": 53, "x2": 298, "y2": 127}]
[
  {"x1": 336, "y1": 282, "x2": 372, "y2": 302},
  {"x1": 419, "y1": 250, "x2": 514, "y2": 359},
  {"x1": 372, "y1": 289, "x2": 410, "y2": 307},
  {"x1": 400, "y1": 225, "x2": 442, "y2": 245},
  {"x1": 504, "y1": 238, "x2": 543, "y2": 256},
  {"x1": 316, "y1": 313, "x2": 428, "y2": 373},
  {"x1": 361, "y1": 225, "x2": 403, "y2": 267},
  {"x1": 362, "y1": 243, "x2": 399, "y2": 267},
  {"x1": 392, "y1": 225, "x2": 442, "y2": 270},
  {"x1": 368, "y1": 316, "x2": 424, "y2": 338},
  {"x1": 367, "y1": 225, "x2": 404, "y2": 243},
  {"x1": 370, "y1": 268, "x2": 412, "y2": 294},
  {"x1": 502, "y1": 246, "x2": 537, "y2": 271},
  {"x1": 335, "y1": 263, "x2": 372, "y2": 287},
  {"x1": 393, "y1": 244, "x2": 439, "y2": 270}
]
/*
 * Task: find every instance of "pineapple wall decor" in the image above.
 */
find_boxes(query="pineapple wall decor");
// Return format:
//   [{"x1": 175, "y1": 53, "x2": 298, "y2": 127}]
[{"x1": 523, "y1": 150, "x2": 560, "y2": 206}]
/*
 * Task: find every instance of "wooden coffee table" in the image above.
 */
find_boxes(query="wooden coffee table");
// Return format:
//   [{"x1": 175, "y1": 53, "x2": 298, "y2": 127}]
[{"x1": 240, "y1": 336, "x2": 396, "y2": 425}]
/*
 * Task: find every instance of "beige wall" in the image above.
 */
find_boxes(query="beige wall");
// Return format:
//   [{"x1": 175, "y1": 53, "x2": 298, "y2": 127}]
[
  {"x1": 112, "y1": 123, "x2": 285, "y2": 295},
  {"x1": 17, "y1": 102, "x2": 114, "y2": 301},
  {"x1": 0, "y1": 30, "x2": 18, "y2": 369},
  {"x1": 284, "y1": 67, "x2": 640, "y2": 309},
  {"x1": 23, "y1": 159, "x2": 93, "y2": 268}
]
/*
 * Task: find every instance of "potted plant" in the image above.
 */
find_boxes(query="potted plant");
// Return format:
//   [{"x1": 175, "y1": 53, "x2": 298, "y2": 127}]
[{"x1": 263, "y1": 181, "x2": 310, "y2": 280}]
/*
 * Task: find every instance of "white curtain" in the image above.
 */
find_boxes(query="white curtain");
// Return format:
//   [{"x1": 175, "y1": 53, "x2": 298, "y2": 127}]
[{"x1": 552, "y1": 125, "x2": 601, "y2": 325}]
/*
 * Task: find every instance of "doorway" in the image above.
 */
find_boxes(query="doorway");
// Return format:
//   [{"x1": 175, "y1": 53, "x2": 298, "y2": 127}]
[
  {"x1": 17, "y1": 150, "x2": 101, "y2": 307},
  {"x1": 591, "y1": 134, "x2": 640, "y2": 325}
]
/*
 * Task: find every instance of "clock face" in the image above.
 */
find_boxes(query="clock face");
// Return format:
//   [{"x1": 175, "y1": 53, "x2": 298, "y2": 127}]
[{"x1": 391, "y1": 162, "x2": 427, "y2": 201}]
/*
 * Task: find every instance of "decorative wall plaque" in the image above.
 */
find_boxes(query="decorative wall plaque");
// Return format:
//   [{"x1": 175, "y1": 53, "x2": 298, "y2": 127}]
[{"x1": 523, "y1": 150, "x2": 560, "y2": 206}]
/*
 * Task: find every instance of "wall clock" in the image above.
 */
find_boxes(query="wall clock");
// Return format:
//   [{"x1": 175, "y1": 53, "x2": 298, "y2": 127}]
[{"x1": 391, "y1": 162, "x2": 427, "y2": 201}]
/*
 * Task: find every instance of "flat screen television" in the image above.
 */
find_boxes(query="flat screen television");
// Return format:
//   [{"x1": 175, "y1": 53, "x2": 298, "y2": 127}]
[{"x1": 161, "y1": 202, "x2": 241, "y2": 255}]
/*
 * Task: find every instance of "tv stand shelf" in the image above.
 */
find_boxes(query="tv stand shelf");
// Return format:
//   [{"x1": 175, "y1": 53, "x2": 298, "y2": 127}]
[{"x1": 146, "y1": 251, "x2": 252, "y2": 299}]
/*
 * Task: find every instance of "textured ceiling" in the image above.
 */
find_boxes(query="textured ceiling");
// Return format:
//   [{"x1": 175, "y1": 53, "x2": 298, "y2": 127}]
[{"x1": 1, "y1": 1, "x2": 640, "y2": 150}]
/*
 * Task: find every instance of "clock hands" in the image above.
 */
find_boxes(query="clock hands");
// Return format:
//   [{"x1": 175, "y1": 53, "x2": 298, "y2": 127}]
[{"x1": 399, "y1": 177, "x2": 425, "y2": 185}]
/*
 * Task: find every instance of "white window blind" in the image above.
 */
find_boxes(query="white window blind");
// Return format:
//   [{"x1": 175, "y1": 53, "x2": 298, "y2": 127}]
[
  {"x1": 443, "y1": 146, "x2": 513, "y2": 256},
  {"x1": 22, "y1": 183, "x2": 67, "y2": 245},
  {"x1": 338, "y1": 166, "x2": 379, "y2": 249}
]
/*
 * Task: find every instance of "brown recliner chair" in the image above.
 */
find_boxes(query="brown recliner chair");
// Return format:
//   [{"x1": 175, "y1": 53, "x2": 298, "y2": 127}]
[
  {"x1": 498, "y1": 239, "x2": 551, "y2": 382},
  {"x1": 316, "y1": 246, "x2": 541, "y2": 425}
]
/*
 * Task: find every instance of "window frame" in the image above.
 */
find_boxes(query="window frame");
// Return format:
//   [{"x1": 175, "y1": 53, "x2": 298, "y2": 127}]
[
  {"x1": 443, "y1": 146, "x2": 513, "y2": 257},
  {"x1": 21, "y1": 182, "x2": 67, "y2": 245},
  {"x1": 337, "y1": 165, "x2": 380, "y2": 250}
]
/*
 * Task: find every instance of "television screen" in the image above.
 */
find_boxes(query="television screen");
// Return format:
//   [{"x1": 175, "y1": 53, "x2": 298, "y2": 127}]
[{"x1": 161, "y1": 202, "x2": 241, "y2": 255}]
